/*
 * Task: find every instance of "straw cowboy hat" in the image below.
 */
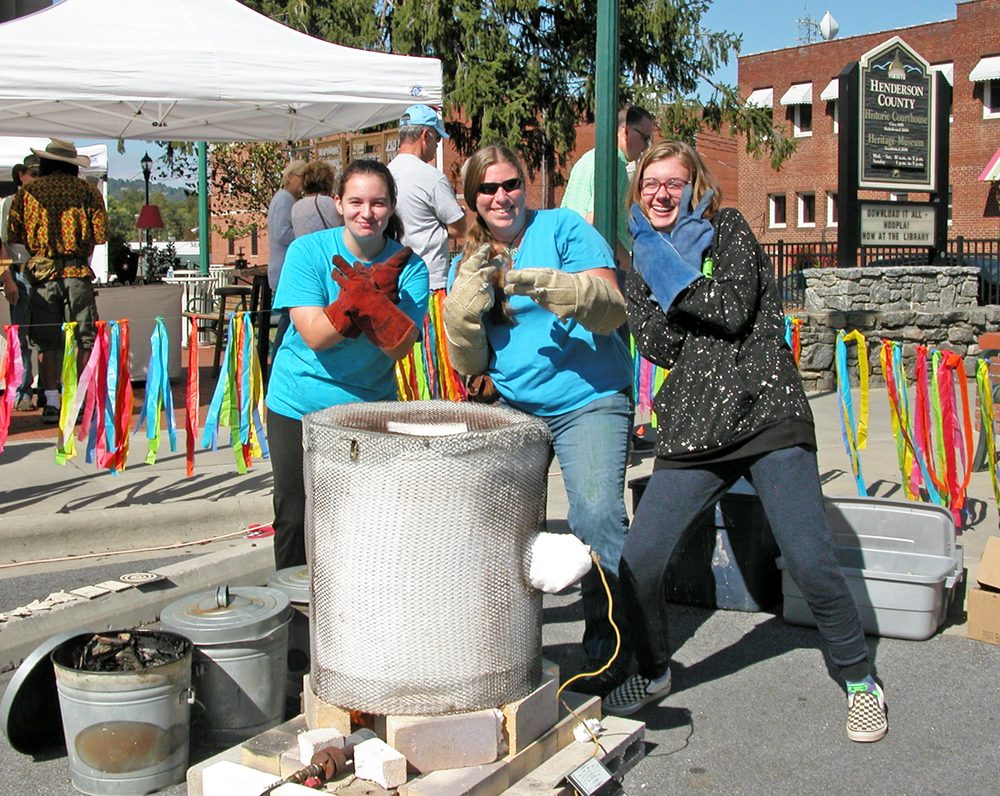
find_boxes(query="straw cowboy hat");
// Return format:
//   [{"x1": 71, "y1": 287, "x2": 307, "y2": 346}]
[{"x1": 30, "y1": 138, "x2": 90, "y2": 167}]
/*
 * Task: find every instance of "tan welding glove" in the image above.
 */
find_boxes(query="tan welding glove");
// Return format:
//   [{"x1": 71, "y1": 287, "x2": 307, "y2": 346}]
[
  {"x1": 504, "y1": 268, "x2": 625, "y2": 335},
  {"x1": 442, "y1": 244, "x2": 504, "y2": 376}
]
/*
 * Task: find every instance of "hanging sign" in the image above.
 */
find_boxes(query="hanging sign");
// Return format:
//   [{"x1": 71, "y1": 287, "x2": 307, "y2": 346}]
[{"x1": 858, "y1": 36, "x2": 937, "y2": 191}]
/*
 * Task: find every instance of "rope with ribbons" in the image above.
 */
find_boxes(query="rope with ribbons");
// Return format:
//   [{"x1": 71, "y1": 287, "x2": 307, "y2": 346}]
[{"x1": 201, "y1": 310, "x2": 269, "y2": 473}]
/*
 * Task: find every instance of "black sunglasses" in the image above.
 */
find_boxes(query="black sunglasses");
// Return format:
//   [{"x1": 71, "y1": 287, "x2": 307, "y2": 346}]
[{"x1": 477, "y1": 177, "x2": 523, "y2": 195}]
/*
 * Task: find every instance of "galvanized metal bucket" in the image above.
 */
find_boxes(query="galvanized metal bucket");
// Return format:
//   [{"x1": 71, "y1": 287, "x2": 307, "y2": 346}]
[
  {"x1": 159, "y1": 585, "x2": 291, "y2": 748},
  {"x1": 51, "y1": 630, "x2": 193, "y2": 796}
]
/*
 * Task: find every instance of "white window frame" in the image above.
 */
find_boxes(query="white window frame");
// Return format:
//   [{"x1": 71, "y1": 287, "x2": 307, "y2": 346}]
[
  {"x1": 797, "y1": 192, "x2": 816, "y2": 228},
  {"x1": 948, "y1": 185, "x2": 953, "y2": 227},
  {"x1": 985, "y1": 79, "x2": 1000, "y2": 119},
  {"x1": 832, "y1": 100, "x2": 839, "y2": 134},
  {"x1": 769, "y1": 194, "x2": 787, "y2": 229},
  {"x1": 792, "y1": 104, "x2": 812, "y2": 137},
  {"x1": 826, "y1": 192, "x2": 838, "y2": 228}
]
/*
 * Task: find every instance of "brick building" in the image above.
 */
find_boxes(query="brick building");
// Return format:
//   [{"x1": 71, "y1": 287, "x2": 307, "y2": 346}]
[
  {"x1": 737, "y1": 0, "x2": 999, "y2": 246},
  {"x1": 212, "y1": 119, "x2": 738, "y2": 267}
]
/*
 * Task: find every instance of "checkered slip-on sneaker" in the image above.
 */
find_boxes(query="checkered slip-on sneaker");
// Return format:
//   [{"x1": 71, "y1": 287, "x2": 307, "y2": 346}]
[
  {"x1": 846, "y1": 684, "x2": 888, "y2": 743},
  {"x1": 602, "y1": 670, "x2": 672, "y2": 717}
]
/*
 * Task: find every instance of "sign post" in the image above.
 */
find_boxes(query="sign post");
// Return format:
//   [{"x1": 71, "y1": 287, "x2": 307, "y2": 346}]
[{"x1": 837, "y1": 37, "x2": 948, "y2": 267}]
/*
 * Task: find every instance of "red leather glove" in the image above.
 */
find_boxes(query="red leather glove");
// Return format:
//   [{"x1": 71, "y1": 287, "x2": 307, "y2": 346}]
[
  {"x1": 323, "y1": 247, "x2": 413, "y2": 338},
  {"x1": 369, "y1": 246, "x2": 412, "y2": 303},
  {"x1": 329, "y1": 258, "x2": 415, "y2": 350}
]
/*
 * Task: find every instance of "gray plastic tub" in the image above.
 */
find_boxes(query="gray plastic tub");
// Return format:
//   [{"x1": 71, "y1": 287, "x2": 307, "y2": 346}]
[{"x1": 779, "y1": 496, "x2": 963, "y2": 641}]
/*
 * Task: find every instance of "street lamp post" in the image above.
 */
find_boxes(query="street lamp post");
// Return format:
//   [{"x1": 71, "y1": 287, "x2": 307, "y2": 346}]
[{"x1": 140, "y1": 151, "x2": 153, "y2": 247}]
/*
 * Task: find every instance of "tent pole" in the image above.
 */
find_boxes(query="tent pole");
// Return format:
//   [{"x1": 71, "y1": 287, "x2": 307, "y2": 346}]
[{"x1": 198, "y1": 141, "x2": 209, "y2": 275}]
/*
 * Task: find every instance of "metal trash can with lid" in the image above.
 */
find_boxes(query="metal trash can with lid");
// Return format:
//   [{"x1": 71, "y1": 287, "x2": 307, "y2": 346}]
[
  {"x1": 159, "y1": 585, "x2": 291, "y2": 748},
  {"x1": 266, "y1": 566, "x2": 311, "y2": 714}
]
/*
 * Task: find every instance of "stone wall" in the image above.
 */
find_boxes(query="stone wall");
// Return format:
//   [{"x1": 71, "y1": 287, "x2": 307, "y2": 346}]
[{"x1": 794, "y1": 266, "x2": 1000, "y2": 392}]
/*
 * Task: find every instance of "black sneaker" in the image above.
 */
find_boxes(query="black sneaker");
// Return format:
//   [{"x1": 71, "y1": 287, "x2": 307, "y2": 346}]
[
  {"x1": 41, "y1": 405, "x2": 60, "y2": 424},
  {"x1": 603, "y1": 670, "x2": 672, "y2": 717},
  {"x1": 566, "y1": 660, "x2": 631, "y2": 697}
]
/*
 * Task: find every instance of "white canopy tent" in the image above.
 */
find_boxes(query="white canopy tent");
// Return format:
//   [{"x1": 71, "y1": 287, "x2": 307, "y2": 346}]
[{"x1": 0, "y1": 0, "x2": 443, "y2": 142}]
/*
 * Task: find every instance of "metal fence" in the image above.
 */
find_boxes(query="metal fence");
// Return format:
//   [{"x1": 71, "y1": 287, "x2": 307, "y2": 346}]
[{"x1": 762, "y1": 237, "x2": 1000, "y2": 309}]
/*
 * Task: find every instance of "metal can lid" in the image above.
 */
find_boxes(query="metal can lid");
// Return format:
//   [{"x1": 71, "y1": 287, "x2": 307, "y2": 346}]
[
  {"x1": 159, "y1": 585, "x2": 291, "y2": 644},
  {"x1": 0, "y1": 629, "x2": 86, "y2": 754},
  {"x1": 266, "y1": 566, "x2": 311, "y2": 604}
]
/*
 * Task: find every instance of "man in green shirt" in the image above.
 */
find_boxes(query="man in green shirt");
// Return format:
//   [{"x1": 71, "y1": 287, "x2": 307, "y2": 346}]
[{"x1": 561, "y1": 105, "x2": 654, "y2": 266}]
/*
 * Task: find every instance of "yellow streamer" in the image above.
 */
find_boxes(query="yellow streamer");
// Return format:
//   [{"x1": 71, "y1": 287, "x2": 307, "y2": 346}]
[{"x1": 842, "y1": 329, "x2": 870, "y2": 450}]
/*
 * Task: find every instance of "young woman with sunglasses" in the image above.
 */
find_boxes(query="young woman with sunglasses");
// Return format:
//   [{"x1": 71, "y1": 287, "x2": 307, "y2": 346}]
[
  {"x1": 602, "y1": 140, "x2": 887, "y2": 744},
  {"x1": 442, "y1": 145, "x2": 635, "y2": 695},
  {"x1": 266, "y1": 159, "x2": 429, "y2": 570}
]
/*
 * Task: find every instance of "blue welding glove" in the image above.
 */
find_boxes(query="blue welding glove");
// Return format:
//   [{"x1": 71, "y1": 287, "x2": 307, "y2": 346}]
[
  {"x1": 629, "y1": 203, "x2": 703, "y2": 312},
  {"x1": 669, "y1": 184, "x2": 716, "y2": 271}
]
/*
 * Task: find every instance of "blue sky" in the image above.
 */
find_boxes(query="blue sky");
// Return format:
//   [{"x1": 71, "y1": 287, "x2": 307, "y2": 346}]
[
  {"x1": 85, "y1": 0, "x2": 959, "y2": 183},
  {"x1": 701, "y1": 0, "x2": 958, "y2": 87}
]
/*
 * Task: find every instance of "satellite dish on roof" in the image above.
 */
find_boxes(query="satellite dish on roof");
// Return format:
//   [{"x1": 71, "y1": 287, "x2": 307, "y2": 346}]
[{"x1": 820, "y1": 11, "x2": 839, "y2": 40}]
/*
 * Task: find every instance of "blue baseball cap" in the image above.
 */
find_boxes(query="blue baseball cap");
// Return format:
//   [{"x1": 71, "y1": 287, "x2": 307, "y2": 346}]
[{"x1": 399, "y1": 104, "x2": 449, "y2": 139}]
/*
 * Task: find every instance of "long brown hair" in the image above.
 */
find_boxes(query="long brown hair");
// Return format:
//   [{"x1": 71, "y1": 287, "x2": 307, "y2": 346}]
[
  {"x1": 459, "y1": 145, "x2": 526, "y2": 324},
  {"x1": 460, "y1": 144, "x2": 527, "y2": 261},
  {"x1": 336, "y1": 159, "x2": 404, "y2": 241},
  {"x1": 626, "y1": 140, "x2": 722, "y2": 219}
]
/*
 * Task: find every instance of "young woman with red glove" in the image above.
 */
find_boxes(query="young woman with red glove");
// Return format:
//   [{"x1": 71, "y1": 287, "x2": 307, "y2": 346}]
[{"x1": 266, "y1": 159, "x2": 429, "y2": 569}]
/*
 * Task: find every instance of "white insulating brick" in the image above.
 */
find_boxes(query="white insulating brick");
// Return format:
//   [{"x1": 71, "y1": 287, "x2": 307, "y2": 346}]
[
  {"x1": 354, "y1": 737, "x2": 408, "y2": 789},
  {"x1": 501, "y1": 666, "x2": 560, "y2": 755},
  {"x1": 201, "y1": 760, "x2": 316, "y2": 795},
  {"x1": 386, "y1": 708, "x2": 504, "y2": 773},
  {"x1": 297, "y1": 727, "x2": 345, "y2": 763}
]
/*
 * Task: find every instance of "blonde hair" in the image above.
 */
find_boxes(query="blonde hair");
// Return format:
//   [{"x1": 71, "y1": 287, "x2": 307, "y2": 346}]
[
  {"x1": 626, "y1": 140, "x2": 722, "y2": 219},
  {"x1": 281, "y1": 159, "x2": 307, "y2": 187}
]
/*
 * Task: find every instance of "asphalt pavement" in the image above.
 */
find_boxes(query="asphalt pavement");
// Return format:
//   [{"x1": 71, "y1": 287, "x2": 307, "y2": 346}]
[{"x1": 0, "y1": 386, "x2": 998, "y2": 794}]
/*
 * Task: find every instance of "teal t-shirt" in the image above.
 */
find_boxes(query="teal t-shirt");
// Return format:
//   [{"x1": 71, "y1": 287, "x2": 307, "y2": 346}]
[
  {"x1": 266, "y1": 227, "x2": 429, "y2": 419},
  {"x1": 449, "y1": 209, "x2": 632, "y2": 416}
]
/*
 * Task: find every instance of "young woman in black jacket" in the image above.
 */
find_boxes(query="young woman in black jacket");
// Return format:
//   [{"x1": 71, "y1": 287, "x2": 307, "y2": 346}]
[{"x1": 603, "y1": 141, "x2": 887, "y2": 744}]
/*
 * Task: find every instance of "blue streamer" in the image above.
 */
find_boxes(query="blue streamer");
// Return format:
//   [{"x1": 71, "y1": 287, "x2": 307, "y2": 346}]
[{"x1": 835, "y1": 331, "x2": 867, "y2": 495}]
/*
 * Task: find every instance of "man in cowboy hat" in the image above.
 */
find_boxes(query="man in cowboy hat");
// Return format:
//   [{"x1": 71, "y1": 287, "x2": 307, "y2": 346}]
[{"x1": 7, "y1": 138, "x2": 108, "y2": 424}]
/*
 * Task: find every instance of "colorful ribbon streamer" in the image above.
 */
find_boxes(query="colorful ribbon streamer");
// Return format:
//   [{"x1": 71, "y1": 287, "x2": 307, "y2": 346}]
[
  {"x1": 834, "y1": 329, "x2": 870, "y2": 496},
  {"x1": 134, "y1": 317, "x2": 177, "y2": 465},
  {"x1": 0, "y1": 324, "x2": 24, "y2": 453},
  {"x1": 186, "y1": 314, "x2": 200, "y2": 477},
  {"x1": 202, "y1": 311, "x2": 268, "y2": 472},
  {"x1": 976, "y1": 358, "x2": 1000, "y2": 506}
]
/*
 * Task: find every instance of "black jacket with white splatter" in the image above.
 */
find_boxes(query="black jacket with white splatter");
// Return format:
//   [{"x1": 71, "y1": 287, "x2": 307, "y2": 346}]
[{"x1": 625, "y1": 208, "x2": 815, "y2": 465}]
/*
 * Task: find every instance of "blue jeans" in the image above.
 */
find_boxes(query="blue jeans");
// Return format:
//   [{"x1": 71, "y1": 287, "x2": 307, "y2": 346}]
[
  {"x1": 541, "y1": 391, "x2": 632, "y2": 664},
  {"x1": 622, "y1": 445, "x2": 871, "y2": 681}
]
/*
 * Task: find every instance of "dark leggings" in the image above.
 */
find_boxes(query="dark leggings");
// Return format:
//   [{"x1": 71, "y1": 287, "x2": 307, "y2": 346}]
[
  {"x1": 268, "y1": 409, "x2": 307, "y2": 570},
  {"x1": 622, "y1": 445, "x2": 871, "y2": 682}
]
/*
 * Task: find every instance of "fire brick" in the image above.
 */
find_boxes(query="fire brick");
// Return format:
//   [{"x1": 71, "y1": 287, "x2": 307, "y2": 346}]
[
  {"x1": 384, "y1": 708, "x2": 505, "y2": 773},
  {"x1": 354, "y1": 736, "x2": 409, "y2": 789}
]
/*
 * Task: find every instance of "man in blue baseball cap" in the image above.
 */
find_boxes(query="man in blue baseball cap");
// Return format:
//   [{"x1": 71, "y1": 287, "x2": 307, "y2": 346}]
[
  {"x1": 388, "y1": 104, "x2": 467, "y2": 398},
  {"x1": 397, "y1": 104, "x2": 450, "y2": 141}
]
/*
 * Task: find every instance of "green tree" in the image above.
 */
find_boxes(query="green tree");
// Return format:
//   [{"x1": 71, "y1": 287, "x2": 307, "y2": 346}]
[
  {"x1": 210, "y1": 141, "x2": 290, "y2": 240},
  {"x1": 241, "y1": 0, "x2": 793, "y2": 172}
]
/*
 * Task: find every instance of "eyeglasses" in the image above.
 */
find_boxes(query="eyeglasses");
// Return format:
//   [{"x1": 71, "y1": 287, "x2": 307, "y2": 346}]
[
  {"x1": 639, "y1": 177, "x2": 689, "y2": 195},
  {"x1": 629, "y1": 126, "x2": 653, "y2": 148},
  {"x1": 477, "y1": 177, "x2": 523, "y2": 195}
]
